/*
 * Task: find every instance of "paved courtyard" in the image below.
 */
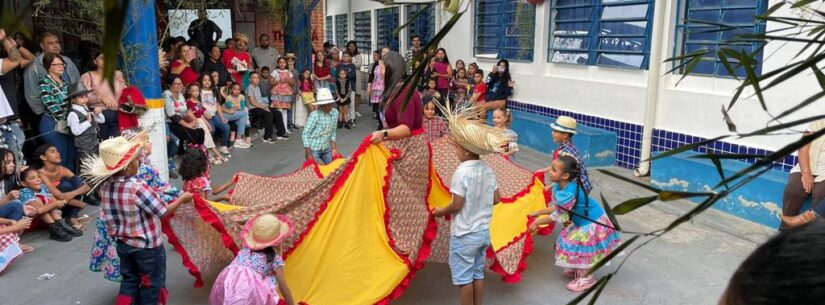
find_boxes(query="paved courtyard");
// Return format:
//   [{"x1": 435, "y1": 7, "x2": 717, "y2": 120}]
[{"x1": 1, "y1": 105, "x2": 770, "y2": 305}]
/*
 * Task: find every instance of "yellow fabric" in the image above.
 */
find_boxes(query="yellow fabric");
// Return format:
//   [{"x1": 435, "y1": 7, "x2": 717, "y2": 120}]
[
  {"x1": 284, "y1": 143, "x2": 409, "y2": 305},
  {"x1": 208, "y1": 200, "x2": 243, "y2": 212},
  {"x1": 489, "y1": 178, "x2": 547, "y2": 250},
  {"x1": 317, "y1": 158, "x2": 347, "y2": 177},
  {"x1": 428, "y1": 166, "x2": 452, "y2": 209}
]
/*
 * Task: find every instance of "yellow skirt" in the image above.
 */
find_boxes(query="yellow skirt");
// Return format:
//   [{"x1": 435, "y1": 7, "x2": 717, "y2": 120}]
[{"x1": 301, "y1": 92, "x2": 316, "y2": 105}]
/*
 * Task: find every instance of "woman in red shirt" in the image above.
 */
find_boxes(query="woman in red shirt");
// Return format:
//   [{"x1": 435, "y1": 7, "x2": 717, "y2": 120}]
[
  {"x1": 222, "y1": 33, "x2": 253, "y2": 87},
  {"x1": 170, "y1": 44, "x2": 199, "y2": 85}
]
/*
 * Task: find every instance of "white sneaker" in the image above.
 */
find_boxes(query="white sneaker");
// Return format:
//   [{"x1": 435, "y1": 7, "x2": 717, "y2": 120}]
[
  {"x1": 355, "y1": 112, "x2": 362, "y2": 117},
  {"x1": 233, "y1": 140, "x2": 251, "y2": 149}
]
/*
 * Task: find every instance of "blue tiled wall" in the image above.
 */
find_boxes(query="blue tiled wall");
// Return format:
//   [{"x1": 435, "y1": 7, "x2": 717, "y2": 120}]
[{"x1": 507, "y1": 100, "x2": 798, "y2": 171}]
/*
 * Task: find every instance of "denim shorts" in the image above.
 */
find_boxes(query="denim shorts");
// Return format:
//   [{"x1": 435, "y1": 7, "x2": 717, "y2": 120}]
[{"x1": 448, "y1": 229, "x2": 490, "y2": 285}]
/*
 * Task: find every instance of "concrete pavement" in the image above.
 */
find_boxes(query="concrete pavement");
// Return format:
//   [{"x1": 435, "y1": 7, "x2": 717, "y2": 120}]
[{"x1": 1, "y1": 105, "x2": 765, "y2": 305}]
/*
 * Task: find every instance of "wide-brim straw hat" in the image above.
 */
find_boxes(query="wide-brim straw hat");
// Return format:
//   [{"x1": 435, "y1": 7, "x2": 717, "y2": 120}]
[
  {"x1": 436, "y1": 102, "x2": 513, "y2": 156},
  {"x1": 80, "y1": 131, "x2": 148, "y2": 189},
  {"x1": 313, "y1": 87, "x2": 336, "y2": 105},
  {"x1": 241, "y1": 214, "x2": 294, "y2": 250},
  {"x1": 550, "y1": 116, "x2": 577, "y2": 134}
]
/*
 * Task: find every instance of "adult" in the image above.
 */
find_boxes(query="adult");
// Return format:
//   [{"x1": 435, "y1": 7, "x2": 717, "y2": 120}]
[
  {"x1": 222, "y1": 33, "x2": 252, "y2": 87},
  {"x1": 186, "y1": 40, "x2": 204, "y2": 73},
  {"x1": 24, "y1": 32, "x2": 81, "y2": 117},
  {"x1": 312, "y1": 50, "x2": 332, "y2": 93},
  {"x1": 0, "y1": 29, "x2": 34, "y2": 162},
  {"x1": 251, "y1": 34, "x2": 280, "y2": 71},
  {"x1": 199, "y1": 73, "x2": 231, "y2": 156},
  {"x1": 163, "y1": 75, "x2": 205, "y2": 150},
  {"x1": 370, "y1": 51, "x2": 422, "y2": 143},
  {"x1": 80, "y1": 49, "x2": 126, "y2": 140},
  {"x1": 343, "y1": 41, "x2": 363, "y2": 121},
  {"x1": 202, "y1": 45, "x2": 230, "y2": 85},
  {"x1": 170, "y1": 43, "x2": 199, "y2": 85},
  {"x1": 344, "y1": 41, "x2": 363, "y2": 68},
  {"x1": 404, "y1": 35, "x2": 424, "y2": 75},
  {"x1": 37, "y1": 53, "x2": 76, "y2": 171},
  {"x1": 781, "y1": 119, "x2": 825, "y2": 229},
  {"x1": 429, "y1": 48, "x2": 453, "y2": 106},
  {"x1": 484, "y1": 59, "x2": 515, "y2": 112},
  {"x1": 188, "y1": 8, "x2": 223, "y2": 56}
]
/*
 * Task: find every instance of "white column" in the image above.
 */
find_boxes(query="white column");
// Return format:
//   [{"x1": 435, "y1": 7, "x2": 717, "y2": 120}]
[{"x1": 139, "y1": 99, "x2": 169, "y2": 181}]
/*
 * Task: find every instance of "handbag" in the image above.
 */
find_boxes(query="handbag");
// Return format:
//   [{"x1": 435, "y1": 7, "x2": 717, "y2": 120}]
[{"x1": 55, "y1": 119, "x2": 70, "y2": 135}]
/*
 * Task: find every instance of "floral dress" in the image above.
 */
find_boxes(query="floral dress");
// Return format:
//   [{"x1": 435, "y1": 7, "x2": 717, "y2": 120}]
[
  {"x1": 89, "y1": 158, "x2": 182, "y2": 282},
  {"x1": 551, "y1": 182, "x2": 622, "y2": 269},
  {"x1": 209, "y1": 248, "x2": 286, "y2": 305},
  {"x1": 270, "y1": 69, "x2": 294, "y2": 109},
  {"x1": 370, "y1": 64, "x2": 385, "y2": 105}
]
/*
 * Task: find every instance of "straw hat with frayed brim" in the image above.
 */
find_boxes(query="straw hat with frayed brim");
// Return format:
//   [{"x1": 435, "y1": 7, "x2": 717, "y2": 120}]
[
  {"x1": 435, "y1": 101, "x2": 513, "y2": 156},
  {"x1": 241, "y1": 214, "x2": 294, "y2": 250},
  {"x1": 80, "y1": 131, "x2": 148, "y2": 190},
  {"x1": 313, "y1": 87, "x2": 336, "y2": 106},
  {"x1": 550, "y1": 116, "x2": 577, "y2": 135}
]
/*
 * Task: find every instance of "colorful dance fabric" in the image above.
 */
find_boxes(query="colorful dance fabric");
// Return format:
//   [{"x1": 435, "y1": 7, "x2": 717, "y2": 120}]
[
  {"x1": 163, "y1": 133, "x2": 555, "y2": 304},
  {"x1": 551, "y1": 182, "x2": 622, "y2": 270},
  {"x1": 0, "y1": 228, "x2": 22, "y2": 274}
]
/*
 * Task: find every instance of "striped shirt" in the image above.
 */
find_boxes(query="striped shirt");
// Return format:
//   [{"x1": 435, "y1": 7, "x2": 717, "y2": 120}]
[
  {"x1": 555, "y1": 141, "x2": 593, "y2": 194},
  {"x1": 100, "y1": 176, "x2": 168, "y2": 248},
  {"x1": 38, "y1": 75, "x2": 69, "y2": 120},
  {"x1": 302, "y1": 108, "x2": 339, "y2": 151}
]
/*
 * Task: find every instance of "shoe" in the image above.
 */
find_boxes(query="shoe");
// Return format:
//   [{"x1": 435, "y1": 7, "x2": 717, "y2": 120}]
[
  {"x1": 262, "y1": 138, "x2": 276, "y2": 144},
  {"x1": 219, "y1": 147, "x2": 232, "y2": 156},
  {"x1": 350, "y1": 120, "x2": 357, "y2": 128},
  {"x1": 337, "y1": 122, "x2": 343, "y2": 129},
  {"x1": 277, "y1": 135, "x2": 291, "y2": 140},
  {"x1": 285, "y1": 129, "x2": 292, "y2": 135},
  {"x1": 48, "y1": 223, "x2": 73, "y2": 242},
  {"x1": 233, "y1": 140, "x2": 251, "y2": 149},
  {"x1": 345, "y1": 122, "x2": 351, "y2": 129},
  {"x1": 782, "y1": 210, "x2": 818, "y2": 228},
  {"x1": 563, "y1": 269, "x2": 576, "y2": 278},
  {"x1": 567, "y1": 275, "x2": 596, "y2": 292},
  {"x1": 83, "y1": 194, "x2": 101, "y2": 207},
  {"x1": 355, "y1": 112, "x2": 362, "y2": 118},
  {"x1": 168, "y1": 171, "x2": 179, "y2": 179},
  {"x1": 58, "y1": 219, "x2": 83, "y2": 237}
]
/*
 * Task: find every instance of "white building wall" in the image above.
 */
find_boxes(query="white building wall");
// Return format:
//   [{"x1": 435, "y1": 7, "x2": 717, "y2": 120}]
[{"x1": 328, "y1": 1, "x2": 825, "y2": 153}]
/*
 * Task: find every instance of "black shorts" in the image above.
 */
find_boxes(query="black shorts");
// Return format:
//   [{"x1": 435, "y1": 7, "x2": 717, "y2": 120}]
[{"x1": 337, "y1": 98, "x2": 351, "y2": 106}]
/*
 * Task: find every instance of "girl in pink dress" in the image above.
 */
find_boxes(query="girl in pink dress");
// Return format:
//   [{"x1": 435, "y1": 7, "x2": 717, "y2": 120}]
[{"x1": 209, "y1": 214, "x2": 296, "y2": 305}]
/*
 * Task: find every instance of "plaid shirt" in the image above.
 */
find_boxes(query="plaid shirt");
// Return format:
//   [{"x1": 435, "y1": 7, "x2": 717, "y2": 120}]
[
  {"x1": 556, "y1": 141, "x2": 593, "y2": 194},
  {"x1": 423, "y1": 117, "x2": 448, "y2": 141},
  {"x1": 100, "y1": 176, "x2": 168, "y2": 248},
  {"x1": 302, "y1": 108, "x2": 339, "y2": 151},
  {"x1": 38, "y1": 76, "x2": 69, "y2": 120}
]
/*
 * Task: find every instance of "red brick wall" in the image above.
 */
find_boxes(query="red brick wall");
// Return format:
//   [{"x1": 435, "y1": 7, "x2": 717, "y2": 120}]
[{"x1": 310, "y1": 0, "x2": 325, "y2": 52}]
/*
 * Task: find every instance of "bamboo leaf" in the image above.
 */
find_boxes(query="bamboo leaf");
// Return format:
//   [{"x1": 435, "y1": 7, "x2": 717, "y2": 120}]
[
  {"x1": 664, "y1": 195, "x2": 720, "y2": 232},
  {"x1": 586, "y1": 274, "x2": 613, "y2": 305},
  {"x1": 812, "y1": 65, "x2": 825, "y2": 90},
  {"x1": 721, "y1": 105, "x2": 738, "y2": 132},
  {"x1": 690, "y1": 153, "x2": 765, "y2": 160},
  {"x1": 659, "y1": 191, "x2": 713, "y2": 201},
  {"x1": 737, "y1": 50, "x2": 767, "y2": 111},
  {"x1": 647, "y1": 136, "x2": 729, "y2": 161},
  {"x1": 677, "y1": 56, "x2": 703, "y2": 85},
  {"x1": 585, "y1": 235, "x2": 640, "y2": 276},
  {"x1": 597, "y1": 169, "x2": 661, "y2": 193},
  {"x1": 765, "y1": 1, "x2": 786, "y2": 16},
  {"x1": 758, "y1": 112, "x2": 825, "y2": 135},
  {"x1": 101, "y1": 0, "x2": 129, "y2": 91},
  {"x1": 761, "y1": 51, "x2": 825, "y2": 92},
  {"x1": 600, "y1": 193, "x2": 621, "y2": 231},
  {"x1": 613, "y1": 196, "x2": 658, "y2": 215},
  {"x1": 711, "y1": 157, "x2": 729, "y2": 190},
  {"x1": 792, "y1": 0, "x2": 817, "y2": 8},
  {"x1": 393, "y1": 2, "x2": 434, "y2": 36},
  {"x1": 718, "y1": 52, "x2": 740, "y2": 82}
]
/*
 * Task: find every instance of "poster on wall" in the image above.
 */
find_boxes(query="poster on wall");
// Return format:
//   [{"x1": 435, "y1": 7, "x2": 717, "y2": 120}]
[{"x1": 167, "y1": 9, "x2": 234, "y2": 46}]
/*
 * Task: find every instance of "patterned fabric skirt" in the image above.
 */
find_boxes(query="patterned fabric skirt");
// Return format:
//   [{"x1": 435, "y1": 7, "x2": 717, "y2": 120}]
[
  {"x1": 370, "y1": 89, "x2": 384, "y2": 104},
  {"x1": 89, "y1": 217, "x2": 122, "y2": 282},
  {"x1": 554, "y1": 215, "x2": 622, "y2": 269},
  {"x1": 270, "y1": 94, "x2": 293, "y2": 110},
  {"x1": 0, "y1": 229, "x2": 21, "y2": 274}
]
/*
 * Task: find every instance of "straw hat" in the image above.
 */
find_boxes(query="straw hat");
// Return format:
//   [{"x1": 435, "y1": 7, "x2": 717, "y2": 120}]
[
  {"x1": 550, "y1": 116, "x2": 577, "y2": 135},
  {"x1": 241, "y1": 214, "x2": 294, "y2": 250},
  {"x1": 80, "y1": 134, "x2": 145, "y2": 189},
  {"x1": 313, "y1": 88, "x2": 336, "y2": 105},
  {"x1": 436, "y1": 102, "x2": 513, "y2": 155}
]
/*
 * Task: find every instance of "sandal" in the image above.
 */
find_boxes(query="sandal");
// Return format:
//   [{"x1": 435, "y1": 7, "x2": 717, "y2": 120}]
[
  {"x1": 19, "y1": 243, "x2": 33, "y2": 253},
  {"x1": 210, "y1": 158, "x2": 223, "y2": 165},
  {"x1": 76, "y1": 214, "x2": 91, "y2": 224}
]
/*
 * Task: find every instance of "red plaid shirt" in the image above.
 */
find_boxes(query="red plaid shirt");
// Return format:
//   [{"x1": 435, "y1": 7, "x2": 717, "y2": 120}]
[
  {"x1": 424, "y1": 117, "x2": 448, "y2": 141},
  {"x1": 100, "y1": 176, "x2": 168, "y2": 248}
]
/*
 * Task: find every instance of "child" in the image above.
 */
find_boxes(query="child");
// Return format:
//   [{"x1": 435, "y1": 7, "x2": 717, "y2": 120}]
[
  {"x1": 536, "y1": 116, "x2": 592, "y2": 194},
  {"x1": 433, "y1": 103, "x2": 509, "y2": 305},
  {"x1": 34, "y1": 144, "x2": 91, "y2": 230},
  {"x1": 18, "y1": 167, "x2": 78, "y2": 241},
  {"x1": 209, "y1": 213, "x2": 296, "y2": 305},
  {"x1": 422, "y1": 97, "x2": 448, "y2": 141},
  {"x1": 224, "y1": 82, "x2": 252, "y2": 148},
  {"x1": 287, "y1": 54, "x2": 300, "y2": 130},
  {"x1": 298, "y1": 69, "x2": 316, "y2": 113},
  {"x1": 469, "y1": 70, "x2": 487, "y2": 105},
  {"x1": 492, "y1": 108, "x2": 519, "y2": 159},
  {"x1": 367, "y1": 52, "x2": 385, "y2": 121},
  {"x1": 422, "y1": 78, "x2": 442, "y2": 104},
  {"x1": 81, "y1": 135, "x2": 193, "y2": 304},
  {"x1": 467, "y1": 63, "x2": 479, "y2": 86},
  {"x1": 312, "y1": 51, "x2": 332, "y2": 93},
  {"x1": 450, "y1": 68, "x2": 469, "y2": 103},
  {"x1": 335, "y1": 70, "x2": 353, "y2": 129},
  {"x1": 66, "y1": 82, "x2": 104, "y2": 163},
  {"x1": 529, "y1": 155, "x2": 622, "y2": 292},
  {"x1": 270, "y1": 57, "x2": 294, "y2": 135},
  {"x1": 187, "y1": 83, "x2": 227, "y2": 165},
  {"x1": 0, "y1": 216, "x2": 31, "y2": 273},
  {"x1": 302, "y1": 88, "x2": 339, "y2": 165},
  {"x1": 247, "y1": 71, "x2": 280, "y2": 144},
  {"x1": 178, "y1": 146, "x2": 235, "y2": 202},
  {"x1": 259, "y1": 66, "x2": 272, "y2": 104},
  {"x1": 338, "y1": 53, "x2": 358, "y2": 127}
]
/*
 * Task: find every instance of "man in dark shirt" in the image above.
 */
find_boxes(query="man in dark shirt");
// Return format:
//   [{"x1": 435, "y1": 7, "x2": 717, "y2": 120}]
[
  {"x1": 201, "y1": 45, "x2": 229, "y2": 86},
  {"x1": 188, "y1": 9, "x2": 223, "y2": 56}
]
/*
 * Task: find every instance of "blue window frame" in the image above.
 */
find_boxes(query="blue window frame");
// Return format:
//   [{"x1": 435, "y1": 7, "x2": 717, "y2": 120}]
[
  {"x1": 548, "y1": 0, "x2": 655, "y2": 69},
  {"x1": 377, "y1": 7, "x2": 400, "y2": 51},
  {"x1": 474, "y1": 0, "x2": 535, "y2": 61},
  {"x1": 325, "y1": 15, "x2": 333, "y2": 42},
  {"x1": 675, "y1": 0, "x2": 767, "y2": 78},
  {"x1": 354, "y1": 11, "x2": 372, "y2": 55},
  {"x1": 407, "y1": 4, "x2": 436, "y2": 45},
  {"x1": 335, "y1": 14, "x2": 349, "y2": 47}
]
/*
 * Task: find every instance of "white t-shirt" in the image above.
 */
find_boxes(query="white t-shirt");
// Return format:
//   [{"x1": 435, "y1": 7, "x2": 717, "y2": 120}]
[
  {"x1": 450, "y1": 159, "x2": 497, "y2": 237},
  {"x1": 791, "y1": 148, "x2": 825, "y2": 176}
]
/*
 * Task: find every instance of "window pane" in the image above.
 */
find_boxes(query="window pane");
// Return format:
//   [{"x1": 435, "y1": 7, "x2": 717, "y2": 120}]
[
  {"x1": 556, "y1": 7, "x2": 592, "y2": 21},
  {"x1": 601, "y1": 21, "x2": 647, "y2": 36},
  {"x1": 551, "y1": 51, "x2": 590, "y2": 64},
  {"x1": 477, "y1": 0, "x2": 534, "y2": 61},
  {"x1": 555, "y1": 22, "x2": 592, "y2": 35},
  {"x1": 686, "y1": 27, "x2": 721, "y2": 42},
  {"x1": 557, "y1": 0, "x2": 591, "y2": 6},
  {"x1": 689, "y1": 0, "x2": 722, "y2": 8},
  {"x1": 335, "y1": 14, "x2": 348, "y2": 47},
  {"x1": 554, "y1": 36, "x2": 590, "y2": 50},
  {"x1": 688, "y1": 10, "x2": 721, "y2": 23},
  {"x1": 601, "y1": 4, "x2": 648, "y2": 20},
  {"x1": 599, "y1": 37, "x2": 646, "y2": 52},
  {"x1": 720, "y1": 26, "x2": 754, "y2": 41},
  {"x1": 354, "y1": 11, "x2": 372, "y2": 55},
  {"x1": 722, "y1": 9, "x2": 756, "y2": 24},
  {"x1": 597, "y1": 53, "x2": 644, "y2": 67},
  {"x1": 723, "y1": 0, "x2": 756, "y2": 7},
  {"x1": 692, "y1": 59, "x2": 717, "y2": 74}
]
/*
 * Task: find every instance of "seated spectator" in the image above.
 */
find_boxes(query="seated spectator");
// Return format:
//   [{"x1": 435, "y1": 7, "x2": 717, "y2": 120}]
[
  {"x1": 223, "y1": 82, "x2": 251, "y2": 149},
  {"x1": 203, "y1": 45, "x2": 230, "y2": 86},
  {"x1": 164, "y1": 75, "x2": 205, "y2": 150},
  {"x1": 34, "y1": 144, "x2": 92, "y2": 231},
  {"x1": 0, "y1": 148, "x2": 27, "y2": 252},
  {"x1": 780, "y1": 119, "x2": 825, "y2": 230},
  {"x1": 199, "y1": 73, "x2": 231, "y2": 156},
  {"x1": 170, "y1": 43, "x2": 199, "y2": 85},
  {"x1": 37, "y1": 52, "x2": 77, "y2": 171},
  {"x1": 245, "y1": 71, "x2": 279, "y2": 144},
  {"x1": 18, "y1": 167, "x2": 78, "y2": 241},
  {"x1": 0, "y1": 216, "x2": 31, "y2": 272}
]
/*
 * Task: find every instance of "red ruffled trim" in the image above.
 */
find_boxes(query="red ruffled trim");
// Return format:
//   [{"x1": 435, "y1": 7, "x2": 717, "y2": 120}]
[
  {"x1": 433, "y1": 167, "x2": 541, "y2": 204},
  {"x1": 486, "y1": 216, "x2": 550, "y2": 283},
  {"x1": 161, "y1": 217, "x2": 203, "y2": 287}
]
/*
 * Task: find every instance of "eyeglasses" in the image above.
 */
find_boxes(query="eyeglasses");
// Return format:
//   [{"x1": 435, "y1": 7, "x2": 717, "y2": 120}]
[{"x1": 50, "y1": 63, "x2": 66, "y2": 67}]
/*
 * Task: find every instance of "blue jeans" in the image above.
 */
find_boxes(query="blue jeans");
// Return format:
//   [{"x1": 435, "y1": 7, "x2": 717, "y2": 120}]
[
  {"x1": 5, "y1": 122, "x2": 24, "y2": 164},
  {"x1": 39, "y1": 115, "x2": 76, "y2": 172},
  {"x1": 116, "y1": 242, "x2": 166, "y2": 305},
  {"x1": 0, "y1": 199, "x2": 23, "y2": 221},
  {"x1": 98, "y1": 109, "x2": 119, "y2": 140},
  {"x1": 449, "y1": 230, "x2": 490, "y2": 285},
  {"x1": 57, "y1": 176, "x2": 86, "y2": 219},
  {"x1": 311, "y1": 148, "x2": 333, "y2": 165},
  {"x1": 286, "y1": 107, "x2": 294, "y2": 127},
  {"x1": 166, "y1": 124, "x2": 178, "y2": 157},
  {"x1": 222, "y1": 111, "x2": 249, "y2": 139},
  {"x1": 210, "y1": 115, "x2": 230, "y2": 147}
]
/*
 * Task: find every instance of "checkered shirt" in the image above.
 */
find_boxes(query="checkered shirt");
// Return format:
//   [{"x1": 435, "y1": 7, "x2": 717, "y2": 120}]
[
  {"x1": 423, "y1": 117, "x2": 448, "y2": 142},
  {"x1": 99, "y1": 175, "x2": 168, "y2": 248},
  {"x1": 302, "y1": 108, "x2": 339, "y2": 151},
  {"x1": 556, "y1": 141, "x2": 593, "y2": 194}
]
